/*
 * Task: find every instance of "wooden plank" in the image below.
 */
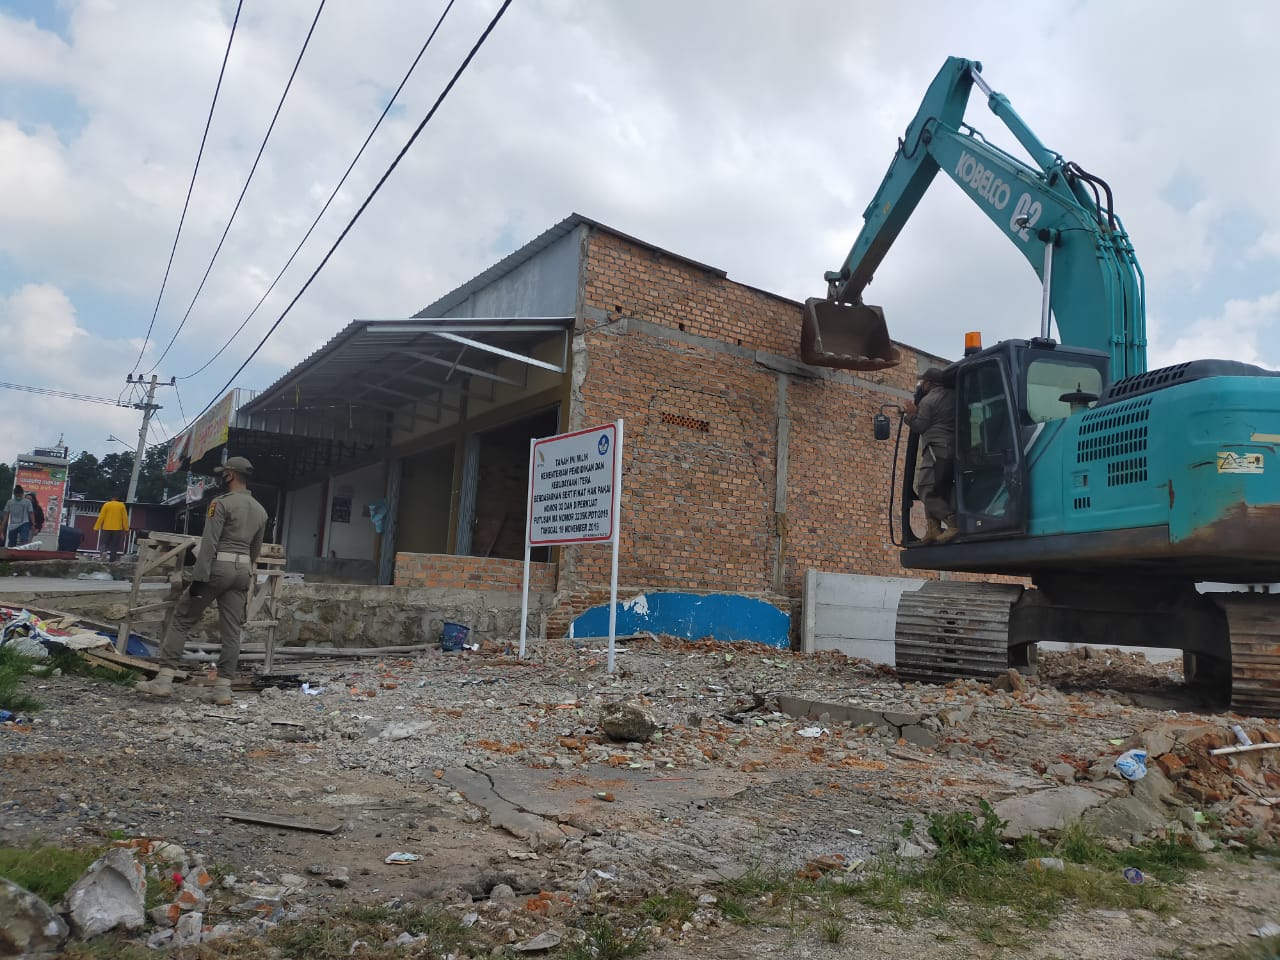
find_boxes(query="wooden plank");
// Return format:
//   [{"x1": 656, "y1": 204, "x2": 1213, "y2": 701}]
[
  {"x1": 128, "y1": 600, "x2": 181, "y2": 617},
  {"x1": 81, "y1": 652, "x2": 128, "y2": 674},
  {"x1": 221, "y1": 810, "x2": 342, "y2": 834},
  {"x1": 85, "y1": 648, "x2": 189, "y2": 681}
]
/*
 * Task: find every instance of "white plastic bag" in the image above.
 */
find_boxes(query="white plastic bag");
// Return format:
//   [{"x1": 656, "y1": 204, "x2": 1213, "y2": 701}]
[{"x1": 1114, "y1": 748, "x2": 1148, "y2": 781}]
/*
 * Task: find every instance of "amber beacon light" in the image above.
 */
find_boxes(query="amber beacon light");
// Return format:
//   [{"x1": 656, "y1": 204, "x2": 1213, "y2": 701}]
[{"x1": 963, "y1": 331, "x2": 983, "y2": 356}]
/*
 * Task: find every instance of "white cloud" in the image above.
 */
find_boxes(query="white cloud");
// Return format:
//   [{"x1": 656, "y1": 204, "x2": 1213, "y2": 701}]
[
  {"x1": 0, "y1": 283, "x2": 145, "y2": 457},
  {"x1": 1148, "y1": 293, "x2": 1280, "y2": 371}
]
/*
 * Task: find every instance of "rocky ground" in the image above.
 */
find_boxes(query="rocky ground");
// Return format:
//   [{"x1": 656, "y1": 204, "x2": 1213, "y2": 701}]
[{"x1": 1, "y1": 633, "x2": 1279, "y2": 958}]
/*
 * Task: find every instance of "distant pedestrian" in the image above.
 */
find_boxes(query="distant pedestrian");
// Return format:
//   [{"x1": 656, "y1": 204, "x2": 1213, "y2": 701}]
[
  {"x1": 94, "y1": 492, "x2": 129, "y2": 562},
  {"x1": 2, "y1": 485, "x2": 34, "y2": 547}
]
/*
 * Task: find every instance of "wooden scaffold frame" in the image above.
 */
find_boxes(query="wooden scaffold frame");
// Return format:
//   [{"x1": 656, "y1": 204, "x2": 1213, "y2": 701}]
[{"x1": 116, "y1": 536, "x2": 289, "y2": 673}]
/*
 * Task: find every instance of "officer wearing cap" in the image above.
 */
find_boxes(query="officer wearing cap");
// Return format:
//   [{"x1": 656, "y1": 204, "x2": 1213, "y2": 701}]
[{"x1": 137, "y1": 455, "x2": 269, "y2": 705}]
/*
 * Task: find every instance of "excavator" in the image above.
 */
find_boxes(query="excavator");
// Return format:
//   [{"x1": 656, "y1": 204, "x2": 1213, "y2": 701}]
[{"x1": 802, "y1": 56, "x2": 1280, "y2": 717}]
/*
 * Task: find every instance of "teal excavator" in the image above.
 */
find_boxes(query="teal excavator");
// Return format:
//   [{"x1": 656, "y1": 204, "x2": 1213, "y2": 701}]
[{"x1": 804, "y1": 56, "x2": 1280, "y2": 716}]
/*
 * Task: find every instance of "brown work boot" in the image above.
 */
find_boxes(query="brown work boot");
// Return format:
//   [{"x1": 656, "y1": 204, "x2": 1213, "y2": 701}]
[
  {"x1": 209, "y1": 678, "x2": 233, "y2": 707},
  {"x1": 919, "y1": 518, "x2": 943, "y2": 545},
  {"x1": 936, "y1": 515, "x2": 960, "y2": 543},
  {"x1": 135, "y1": 668, "x2": 175, "y2": 698}
]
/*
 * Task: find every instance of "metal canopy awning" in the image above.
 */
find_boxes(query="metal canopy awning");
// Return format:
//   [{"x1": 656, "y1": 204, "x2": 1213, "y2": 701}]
[{"x1": 238, "y1": 316, "x2": 572, "y2": 439}]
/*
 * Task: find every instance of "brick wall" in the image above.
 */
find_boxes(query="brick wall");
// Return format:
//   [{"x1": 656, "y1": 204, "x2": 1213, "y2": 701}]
[
  {"x1": 394, "y1": 552, "x2": 556, "y2": 593},
  {"x1": 558, "y1": 228, "x2": 949, "y2": 606}
]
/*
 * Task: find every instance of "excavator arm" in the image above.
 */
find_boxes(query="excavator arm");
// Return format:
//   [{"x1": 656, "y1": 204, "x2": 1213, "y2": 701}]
[{"x1": 804, "y1": 57, "x2": 1147, "y2": 378}]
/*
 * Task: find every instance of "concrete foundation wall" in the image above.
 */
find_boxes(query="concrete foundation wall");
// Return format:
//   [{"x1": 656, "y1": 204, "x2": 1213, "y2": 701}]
[{"x1": 271, "y1": 582, "x2": 554, "y2": 649}]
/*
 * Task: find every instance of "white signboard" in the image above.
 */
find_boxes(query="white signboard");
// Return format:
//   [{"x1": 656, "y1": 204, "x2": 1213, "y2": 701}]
[
  {"x1": 521, "y1": 420, "x2": 624, "y2": 672},
  {"x1": 528, "y1": 423, "x2": 618, "y2": 545}
]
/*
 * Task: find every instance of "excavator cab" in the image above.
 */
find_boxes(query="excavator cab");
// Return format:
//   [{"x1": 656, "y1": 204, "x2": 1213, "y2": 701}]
[{"x1": 800, "y1": 298, "x2": 900, "y2": 371}]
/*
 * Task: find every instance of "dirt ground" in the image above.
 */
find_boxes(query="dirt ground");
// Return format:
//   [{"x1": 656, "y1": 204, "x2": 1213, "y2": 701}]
[{"x1": 2, "y1": 630, "x2": 1279, "y2": 958}]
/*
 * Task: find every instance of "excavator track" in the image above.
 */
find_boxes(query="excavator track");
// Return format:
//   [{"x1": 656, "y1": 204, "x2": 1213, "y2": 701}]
[
  {"x1": 1215, "y1": 594, "x2": 1280, "y2": 718},
  {"x1": 895, "y1": 581, "x2": 1025, "y2": 684}
]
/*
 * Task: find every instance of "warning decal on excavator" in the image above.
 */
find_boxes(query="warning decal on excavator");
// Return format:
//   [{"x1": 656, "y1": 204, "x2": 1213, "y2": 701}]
[{"x1": 1217, "y1": 452, "x2": 1264, "y2": 474}]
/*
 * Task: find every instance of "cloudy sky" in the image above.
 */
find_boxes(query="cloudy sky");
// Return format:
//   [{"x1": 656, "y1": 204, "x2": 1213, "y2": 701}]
[{"x1": 0, "y1": 0, "x2": 1276, "y2": 464}]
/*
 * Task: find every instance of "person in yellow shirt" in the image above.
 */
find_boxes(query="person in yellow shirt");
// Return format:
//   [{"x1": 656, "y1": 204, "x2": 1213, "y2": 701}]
[{"x1": 94, "y1": 493, "x2": 129, "y2": 562}]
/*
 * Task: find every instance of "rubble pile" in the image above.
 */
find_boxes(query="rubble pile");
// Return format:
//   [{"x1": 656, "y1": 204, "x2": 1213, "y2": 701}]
[
  {"x1": 1040, "y1": 646, "x2": 1184, "y2": 692},
  {"x1": 1, "y1": 635, "x2": 1278, "y2": 955}
]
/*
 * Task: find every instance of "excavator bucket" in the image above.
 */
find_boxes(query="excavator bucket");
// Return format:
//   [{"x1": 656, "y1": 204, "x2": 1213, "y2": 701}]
[{"x1": 800, "y1": 297, "x2": 901, "y2": 371}]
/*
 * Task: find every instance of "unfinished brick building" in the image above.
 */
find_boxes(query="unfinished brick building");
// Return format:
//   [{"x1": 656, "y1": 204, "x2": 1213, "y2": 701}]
[{"x1": 232, "y1": 214, "x2": 946, "y2": 645}]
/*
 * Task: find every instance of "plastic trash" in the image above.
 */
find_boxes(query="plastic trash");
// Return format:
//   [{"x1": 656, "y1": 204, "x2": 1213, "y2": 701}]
[
  {"x1": 1114, "y1": 748, "x2": 1148, "y2": 781},
  {"x1": 440, "y1": 622, "x2": 469, "y2": 653},
  {"x1": 797, "y1": 726, "x2": 830, "y2": 738},
  {"x1": 1232, "y1": 724, "x2": 1253, "y2": 747},
  {"x1": 1123, "y1": 866, "x2": 1145, "y2": 885},
  {"x1": 1024, "y1": 858, "x2": 1065, "y2": 872},
  {"x1": 383, "y1": 852, "x2": 421, "y2": 864},
  {"x1": 0, "y1": 710, "x2": 14, "y2": 723}
]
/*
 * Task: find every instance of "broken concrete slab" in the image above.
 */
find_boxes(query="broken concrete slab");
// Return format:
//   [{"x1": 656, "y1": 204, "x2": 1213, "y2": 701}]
[
  {"x1": 899, "y1": 725, "x2": 938, "y2": 749},
  {"x1": 778, "y1": 695, "x2": 883, "y2": 727},
  {"x1": 64, "y1": 847, "x2": 146, "y2": 938},
  {"x1": 442, "y1": 767, "x2": 567, "y2": 850},
  {"x1": 0, "y1": 878, "x2": 68, "y2": 959},
  {"x1": 777, "y1": 695, "x2": 933, "y2": 746},
  {"x1": 993, "y1": 786, "x2": 1111, "y2": 839}
]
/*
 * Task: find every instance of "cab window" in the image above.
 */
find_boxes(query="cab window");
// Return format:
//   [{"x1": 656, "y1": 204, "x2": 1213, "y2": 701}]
[{"x1": 1025, "y1": 358, "x2": 1105, "y2": 423}]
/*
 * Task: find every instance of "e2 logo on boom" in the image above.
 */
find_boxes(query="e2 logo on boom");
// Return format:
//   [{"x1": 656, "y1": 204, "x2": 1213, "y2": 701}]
[{"x1": 1010, "y1": 192, "x2": 1042, "y2": 241}]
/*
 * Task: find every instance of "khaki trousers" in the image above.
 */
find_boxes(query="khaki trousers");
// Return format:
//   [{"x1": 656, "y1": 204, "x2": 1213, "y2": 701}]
[{"x1": 157, "y1": 560, "x2": 251, "y2": 679}]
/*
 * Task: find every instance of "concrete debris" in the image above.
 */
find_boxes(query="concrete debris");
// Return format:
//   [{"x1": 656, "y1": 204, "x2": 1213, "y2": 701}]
[
  {"x1": 0, "y1": 878, "x2": 68, "y2": 959},
  {"x1": 994, "y1": 786, "x2": 1112, "y2": 839},
  {"x1": 513, "y1": 930, "x2": 562, "y2": 951},
  {"x1": 599, "y1": 701, "x2": 658, "y2": 742},
  {"x1": 174, "y1": 910, "x2": 204, "y2": 947},
  {"x1": 371, "y1": 720, "x2": 434, "y2": 742},
  {"x1": 64, "y1": 847, "x2": 147, "y2": 938}
]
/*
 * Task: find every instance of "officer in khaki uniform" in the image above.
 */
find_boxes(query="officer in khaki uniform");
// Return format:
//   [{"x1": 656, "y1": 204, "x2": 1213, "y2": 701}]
[{"x1": 137, "y1": 456, "x2": 269, "y2": 705}]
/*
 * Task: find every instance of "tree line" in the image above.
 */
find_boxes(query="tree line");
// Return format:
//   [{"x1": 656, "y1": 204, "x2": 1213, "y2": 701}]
[{"x1": 65, "y1": 446, "x2": 173, "y2": 503}]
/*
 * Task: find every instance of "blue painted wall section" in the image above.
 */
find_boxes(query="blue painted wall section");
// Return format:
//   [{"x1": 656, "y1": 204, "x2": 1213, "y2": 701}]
[{"x1": 567, "y1": 592, "x2": 790, "y2": 648}]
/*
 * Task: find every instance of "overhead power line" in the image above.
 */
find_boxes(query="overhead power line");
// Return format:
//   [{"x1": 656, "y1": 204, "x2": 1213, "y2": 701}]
[
  {"x1": 180, "y1": 0, "x2": 459, "y2": 381},
  {"x1": 131, "y1": 0, "x2": 245, "y2": 374},
  {"x1": 181, "y1": 0, "x2": 515, "y2": 431},
  {"x1": 144, "y1": 0, "x2": 328, "y2": 375},
  {"x1": 0, "y1": 380, "x2": 144, "y2": 408}
]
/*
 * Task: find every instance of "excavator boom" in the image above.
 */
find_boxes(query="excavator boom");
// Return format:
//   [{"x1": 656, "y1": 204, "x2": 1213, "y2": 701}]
[{"x1": 804, "y1": 57, "x2": 1146, "y2": 378}]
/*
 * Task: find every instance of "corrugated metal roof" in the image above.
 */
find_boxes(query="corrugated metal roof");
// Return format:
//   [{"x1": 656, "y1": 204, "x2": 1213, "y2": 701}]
[
  {"x1": 240, "y1": 317, "x2": 570, "y2": 421},
  {"x1": 242, "y1": 214, "x2": 945, "y2": 426}
]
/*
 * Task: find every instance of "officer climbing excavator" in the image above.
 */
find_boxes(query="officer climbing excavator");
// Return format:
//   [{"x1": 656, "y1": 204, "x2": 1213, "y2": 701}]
[{"x1": 803, "y1": 56, "x2": 1280, "y2": 716}]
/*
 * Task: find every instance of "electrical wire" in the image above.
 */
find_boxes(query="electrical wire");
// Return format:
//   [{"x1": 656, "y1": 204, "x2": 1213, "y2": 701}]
[
  {"x1": 144, "y1": 0, "x2": 328, "y2": 375},
  {"x1": 180, "y1": 0, "x2": 458, "y2": 381},
  {"x1": 0, "y1": 381, "x2": 138, "y2": 407},
  {"x1": 180, "y1": 0, "x2": 515, "y2": 431},
  {"x1": 131, "y1": 0, "x2": 244, "y2": 374}
]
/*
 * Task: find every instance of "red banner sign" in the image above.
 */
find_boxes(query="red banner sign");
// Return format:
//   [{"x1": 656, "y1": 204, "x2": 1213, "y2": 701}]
[{"x1": 14, "y1": 461, "x2": 67, "y2": 539}]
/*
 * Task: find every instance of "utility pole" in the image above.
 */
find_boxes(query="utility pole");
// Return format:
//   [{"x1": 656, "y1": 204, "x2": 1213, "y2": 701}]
[{"x1": 124, "y1": 374, "x2": 176, "y2": 504}]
